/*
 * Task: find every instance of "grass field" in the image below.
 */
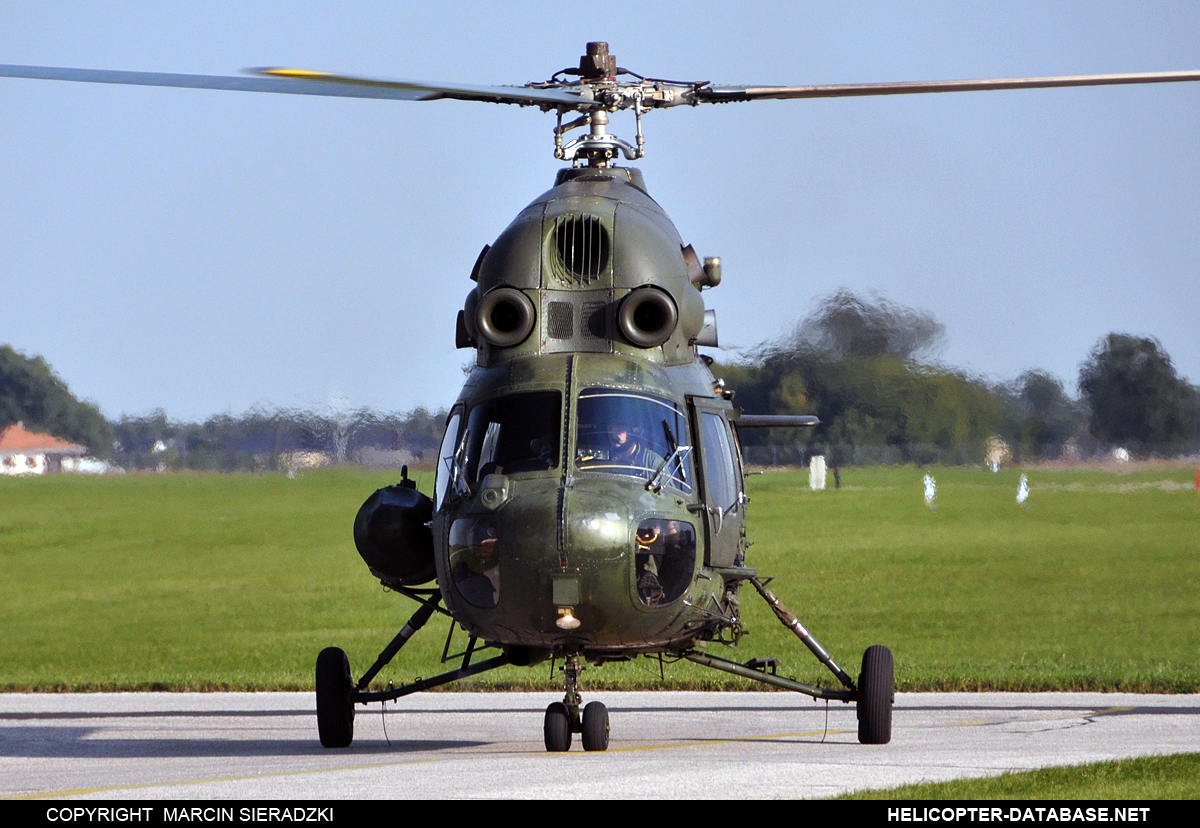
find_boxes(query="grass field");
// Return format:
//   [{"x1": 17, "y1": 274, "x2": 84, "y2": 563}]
[
  {"x1": 839, "y1": 752, "x2": 1200, "y2": 799},
  {"x1": 1, "y1": 463, "x2": 1197, "y2": 692}
]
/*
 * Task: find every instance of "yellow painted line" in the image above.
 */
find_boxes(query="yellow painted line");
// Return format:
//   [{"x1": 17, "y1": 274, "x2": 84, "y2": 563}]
[
  {"x1": 600, "y1": 727, "x2": 860, "y2": 753},
  {"x1": 11, "y1": 726, "x2": 856, "y2": 796},
  {"x1": 5, "y1": 756, "x2": 447, "y2": 800}
]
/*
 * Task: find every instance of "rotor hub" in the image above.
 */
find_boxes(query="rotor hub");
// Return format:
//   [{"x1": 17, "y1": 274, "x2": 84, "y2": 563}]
[{"x1": 577, "y1": 42, "x2": 616, "y2": 80}]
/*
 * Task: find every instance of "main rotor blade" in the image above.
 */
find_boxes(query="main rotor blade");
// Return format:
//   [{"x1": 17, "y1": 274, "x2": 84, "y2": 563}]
[
  {"x1": 254, "y1": 68, "x2": 585, "y2": 107},
  {"x1": 697, "y1": 70, "x2": 1200, "y2": 102},
  {"x1": 0, "y1": 63, "x2": 584, "y2": 107}
]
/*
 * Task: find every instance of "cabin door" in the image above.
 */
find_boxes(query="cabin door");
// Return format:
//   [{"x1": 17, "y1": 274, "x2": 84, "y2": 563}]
[{"x1": 691, "y1": 405, "x2": 744, "y2": 568}]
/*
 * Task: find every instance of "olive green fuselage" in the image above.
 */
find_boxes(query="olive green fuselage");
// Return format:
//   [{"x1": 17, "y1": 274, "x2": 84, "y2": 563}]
[
  {"x1": 430, "y1": 166, "x2": 746, "y2": 661},
  {"x1": 432, "y1": 353, "x2": 738, "y2": 657}
]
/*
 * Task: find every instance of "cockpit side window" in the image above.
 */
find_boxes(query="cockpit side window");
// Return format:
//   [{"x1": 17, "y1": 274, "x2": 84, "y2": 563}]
[
  {"x1": 434, "y1": 409, "x2": 463, "y2": 510},
  {"x1": 699, "y1": 412, "x2": 737, "y2": 512},
  {"x1": 575, "y1": 388, "x2": 692, "y2": 494}
]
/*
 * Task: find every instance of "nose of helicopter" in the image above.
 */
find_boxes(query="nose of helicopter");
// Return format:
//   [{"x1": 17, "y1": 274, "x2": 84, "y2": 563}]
[
  {"x1": 441, "y1": 475, "x2": 697, "y2": 649},
  {"x1": 562, "y1": 488, "x2": 635, "y2": 562}
]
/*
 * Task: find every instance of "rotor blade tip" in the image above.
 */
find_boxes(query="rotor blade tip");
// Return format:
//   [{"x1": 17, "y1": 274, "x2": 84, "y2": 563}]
[{"x1": 255, "y1": 68, "x2": 332, "y2": 80}]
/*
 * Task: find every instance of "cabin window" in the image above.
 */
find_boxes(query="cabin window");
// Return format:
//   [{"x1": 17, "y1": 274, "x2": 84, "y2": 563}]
[
  {"x1": 574, "y1": 388, "x2": 692, "y2": 494},
  {"x1": 464, "y1": 391, "x2": 561, "y2": 482}
]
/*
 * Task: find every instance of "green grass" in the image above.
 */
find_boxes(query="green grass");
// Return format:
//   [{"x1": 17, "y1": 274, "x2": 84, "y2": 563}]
[
  {"x1": 746, "y1": 464, "x2": 1200, "y2": 693},
  {"x1": 1, "y1": 463, "x2": 1198, "y2": 691},
  {"x1": 839, "y1": 752, "x2": 1200, "y2": 799}
]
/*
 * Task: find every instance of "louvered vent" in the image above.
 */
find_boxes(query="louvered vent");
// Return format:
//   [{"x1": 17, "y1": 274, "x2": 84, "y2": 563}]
[{"x1": 553, "y1": 214, "x2": 609, "y2": 284}]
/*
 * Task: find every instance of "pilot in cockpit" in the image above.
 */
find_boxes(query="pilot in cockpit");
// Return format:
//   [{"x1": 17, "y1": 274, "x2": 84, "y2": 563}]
[{"x1": 578, "y1": 424, "x2": 663, "y2": 472}]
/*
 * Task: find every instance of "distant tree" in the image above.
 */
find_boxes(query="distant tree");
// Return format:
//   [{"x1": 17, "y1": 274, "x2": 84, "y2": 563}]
[
  {"x1": 1078, "y1": 334, "x2": 1199, "y2": 452},
  {"x1": 111, "y1": 410, "x2": 182, "y2": 470},
  {"x1": 110, "y1": 404, "x2": 449, "y2": 471},
  {"x1": 999, "y1": 370, "x2": 1086, "y2": 459},
  {"x1": 0, "y1": 345, "x2": 112, "y2": 455},
  {"x1": 787, "y1": 288, "x2": 945, "y2": 360},
  {"x1": 716, "y1": 290, "x2": 1001, "y2": 463}
]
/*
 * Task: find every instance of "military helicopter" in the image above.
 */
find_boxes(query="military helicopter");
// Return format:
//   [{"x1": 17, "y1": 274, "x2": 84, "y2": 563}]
[{"x1": 5, "y1": 44, "x2": 1199, "y2": 752}]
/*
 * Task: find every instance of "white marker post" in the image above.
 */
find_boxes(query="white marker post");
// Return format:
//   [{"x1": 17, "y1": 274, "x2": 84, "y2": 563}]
[
  {"x1": 809, "y1": 455, "x2": 827, "y2": 491},
  {"x1": 1016, "y1": 474, "x2": 1029, "y2": 505}
]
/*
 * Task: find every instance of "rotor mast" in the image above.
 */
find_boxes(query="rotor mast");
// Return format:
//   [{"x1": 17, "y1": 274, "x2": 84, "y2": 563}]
[{"x1": 553, "y1": 43, "x2": 646, "y2": 167}]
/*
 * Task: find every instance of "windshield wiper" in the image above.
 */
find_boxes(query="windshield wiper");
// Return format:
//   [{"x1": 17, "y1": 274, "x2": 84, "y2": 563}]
[
  {"x1": 646, "y1": 419, "x2": 691, "y2": 493},
  {"x1": 451, "y1": 429, "x2": 472, "y2": 500}
]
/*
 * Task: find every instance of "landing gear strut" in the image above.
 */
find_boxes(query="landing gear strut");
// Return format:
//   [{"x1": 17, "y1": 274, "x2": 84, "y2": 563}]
[
  {"x1": 544, "y1": 653, "x2": 610, "y2": 752},
  {"x1": 684, "y1": 576, "x2": 894, "y2": 744},
  {"x1": 315, "y1": 591, "x2": 512, "y2": 749}
]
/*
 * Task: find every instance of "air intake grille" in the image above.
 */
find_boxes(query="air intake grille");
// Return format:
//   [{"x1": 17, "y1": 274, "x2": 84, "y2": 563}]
[
  {"x1": 552, "y1": 214, "x2": 609, "y2": 285},
  {"x1": 547, "y1": 301, "x2": 574, "y2": 339}
]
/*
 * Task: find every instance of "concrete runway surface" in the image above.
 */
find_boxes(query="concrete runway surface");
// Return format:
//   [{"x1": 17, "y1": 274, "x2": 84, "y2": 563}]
[{"x1": 2, "y1": 691, "x2": 1198, "y2": 799}]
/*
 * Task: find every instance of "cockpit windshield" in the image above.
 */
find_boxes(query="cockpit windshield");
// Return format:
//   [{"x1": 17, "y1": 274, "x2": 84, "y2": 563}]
[
  {"x1": 463, "y1": 391, "x2": 561, "y2": 483},
  {"x1": 575, "y1": 388, "x2": 691, "y2": 493}
]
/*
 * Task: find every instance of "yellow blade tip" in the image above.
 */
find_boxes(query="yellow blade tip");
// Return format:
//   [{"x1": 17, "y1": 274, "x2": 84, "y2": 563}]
[{"x1": 259, "y1": 68, "x2": 333, "y2": 80}]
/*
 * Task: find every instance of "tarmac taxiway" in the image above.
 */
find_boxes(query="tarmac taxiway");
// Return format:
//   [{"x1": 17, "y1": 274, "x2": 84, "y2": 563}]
[{"x1": 3, "y1": 691, "x2": 1198, "y2": 799}]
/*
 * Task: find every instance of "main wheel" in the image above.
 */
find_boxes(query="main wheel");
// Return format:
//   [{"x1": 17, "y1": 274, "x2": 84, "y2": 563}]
[
  {"x1": 316, "y1": 647, "x2": 355, "y2": 748},
  {"x1": 856, "y1": 644, "x2": 894, "y2": 745},
  {"x1": 581, "y1": 701, "x2": 610, "y2": 752},
  {"x1": 544, "y1": 702, "x2": 572, "y2": 752}
]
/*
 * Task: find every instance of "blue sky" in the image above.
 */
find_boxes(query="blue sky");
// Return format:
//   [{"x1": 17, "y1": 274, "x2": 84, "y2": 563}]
[{"x1": 2, "y1": 2, "x2": 1198, "y2": 421}]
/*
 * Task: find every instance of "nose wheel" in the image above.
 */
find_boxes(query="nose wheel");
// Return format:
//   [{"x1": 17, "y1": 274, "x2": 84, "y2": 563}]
[
  {"x1": 544, "y1": 701, "x2": 572, "y2": 751},
  {"x1": 544, "y1": 700, "x2": 610, "y2": 752},
  {"x1": 544, "y1": 654, "x2": 610, "y2": 751},
  {"x1": 581, "y1": 701, "x2": 610, "y2": 751}
]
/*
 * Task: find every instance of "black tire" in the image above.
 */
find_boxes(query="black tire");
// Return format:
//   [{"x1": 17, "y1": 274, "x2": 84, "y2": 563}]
[
  {"x1": 581, "y1": 701, "x2": 610, "y2": 752},
  {"x1": 857, "y1": 644, "x2": 894, "y2": 745},
  {"x1": 316, "y1": 647, "x2": 355, "y2": 748},
  {"x1": 544, "y1": 702, "x2": 572, "y2": 752}
]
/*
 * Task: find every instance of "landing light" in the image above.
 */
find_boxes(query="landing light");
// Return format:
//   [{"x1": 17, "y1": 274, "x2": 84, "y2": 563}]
[{"x1": 556, "y1": 608, "x2": 581, "y2": 630}]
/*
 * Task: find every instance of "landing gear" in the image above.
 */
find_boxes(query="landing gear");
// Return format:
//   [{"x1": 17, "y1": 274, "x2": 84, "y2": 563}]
[
  {"x1": 315, "y1": 647, "x2": 355, "y2": 748},
  {"x1": 683, "y1": 576, "x2": 896, "y2": 745},
  {"x1": 544, "y1": 701, "x2": 572, "y2": 752},
  {"x1": 581, "y1": 701, "x2": 610, "y2": 751},
  {"x1": 856, "y1": 644, "x2": 894, "y2": 745},
  {"x1": 314, "y1": 593, "x2": 513, "y2": 749},
  {"x1": 544, "y1": 653, "x2": 610, "y2": 752}
]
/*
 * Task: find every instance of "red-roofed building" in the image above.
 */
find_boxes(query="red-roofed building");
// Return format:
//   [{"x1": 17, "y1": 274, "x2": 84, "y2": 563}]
[{"x1": 0, "y1": 422, "x2": 87, "y2": 475}]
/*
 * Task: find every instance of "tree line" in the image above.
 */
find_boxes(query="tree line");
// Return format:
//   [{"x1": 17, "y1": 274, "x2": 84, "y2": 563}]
[
  {"x1": 1, "y1": 344, "x2": 446, "y2": 471},
  {"x1": 104, "y1": 406, "x2": 447, "y2": 472},
  {"x1": 4, "y1": 294, "x2": 1198, "y2": 470},
  {"x1": 716, "y1": 290, "x2": 1199, "y2": 465}
]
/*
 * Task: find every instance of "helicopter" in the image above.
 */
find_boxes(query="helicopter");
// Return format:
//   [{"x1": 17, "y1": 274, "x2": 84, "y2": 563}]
[{"x1": 4, "y1": 43, "x2": 1200, "y2": 753}]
